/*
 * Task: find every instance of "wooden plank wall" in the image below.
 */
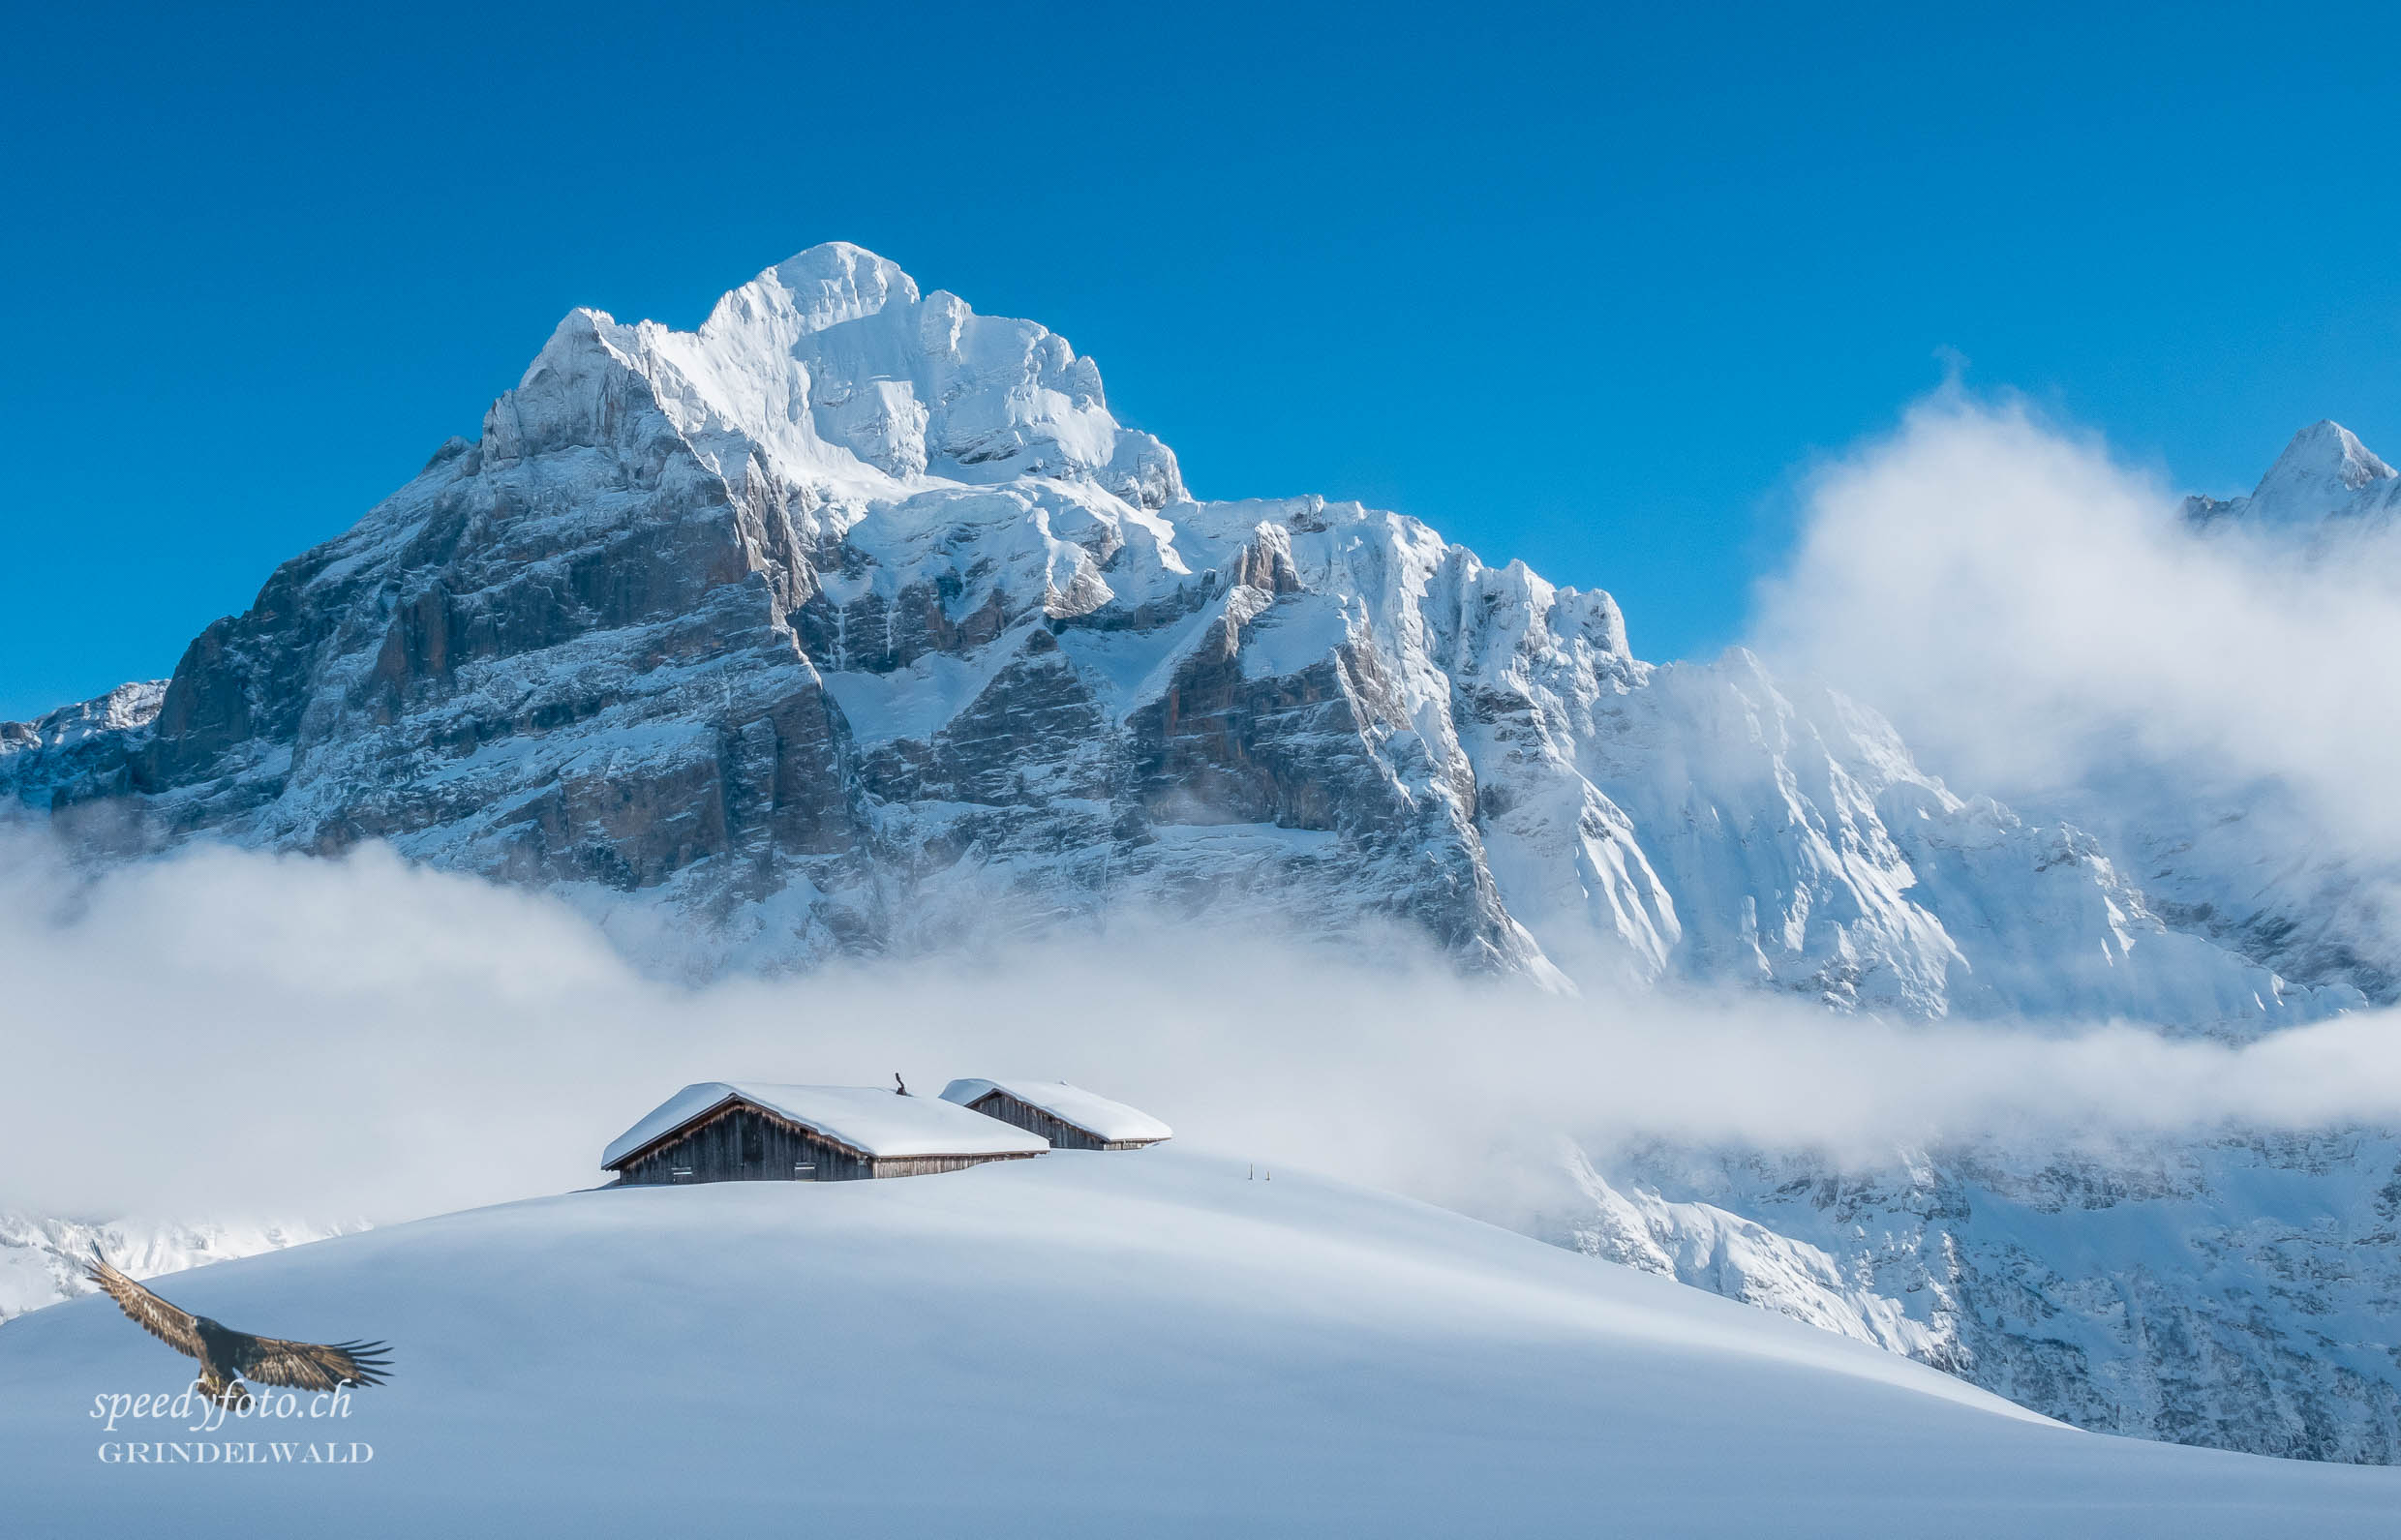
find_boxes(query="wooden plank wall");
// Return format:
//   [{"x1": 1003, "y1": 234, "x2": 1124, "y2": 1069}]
[
  {"x1": 969, "y1": 1091, "x2": 1154, "y2": 1151},
  {"x1": 615, "y1": 1104, "x2": 1040, "y2": 1184}
]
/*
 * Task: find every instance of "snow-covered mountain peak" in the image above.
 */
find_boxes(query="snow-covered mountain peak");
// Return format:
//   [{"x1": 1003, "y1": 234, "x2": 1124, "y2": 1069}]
[
  {"x1": 494, "y1": 242, "x2": 1183, "y2": 510},
  {"x1": 0, "y1": 679, "x2": 165, "y2": 755},
  {"x1": 710, "y1": 241, "x2": 922, "y2": 337},
  {"x1": 2189, "y1": 419, "x2": 2401, "y2": 529},
  {"x1": 2250, "y1": 420, "x2": 2395, "y2": 520}
]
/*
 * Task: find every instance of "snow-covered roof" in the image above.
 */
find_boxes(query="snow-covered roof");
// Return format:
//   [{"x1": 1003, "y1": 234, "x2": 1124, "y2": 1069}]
[
  {"x1": 939, "y1": 1079, "x2": 1172, "y2": 1144},
  {"x1": 603, "y1": 1083, "x2": 1049, "y2": 1167}
]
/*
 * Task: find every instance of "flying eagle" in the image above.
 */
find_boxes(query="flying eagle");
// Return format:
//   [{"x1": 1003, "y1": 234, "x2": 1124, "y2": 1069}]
[{"x1": 85, "y1": 1252, "x2": 393, "y2": 1409}]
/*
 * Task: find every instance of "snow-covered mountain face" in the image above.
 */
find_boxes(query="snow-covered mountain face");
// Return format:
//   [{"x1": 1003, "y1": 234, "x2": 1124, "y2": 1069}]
[
  {"x1": 0, "y1": 244, "x2": 2347, "y2": 1024},
  {"x1": 2186, "y1": 420, "x2": 2401, "y2": 534},
  {"x1": 2114, "y1": 420, "x2": 2401, "y2": 1007},
  {"x1": 1556, "y1": 419, "x2": 2401, "y2": 1465},
  {"x1": 1558, "y1": 1131, "x2": 2401, "y2": 1464},
  {"x1": 3, "y1": 245, "x2": 2393, "y2": 1460},
  {"x1": 0, "y1": 1212, "x2": 359, "y2": 1322}
]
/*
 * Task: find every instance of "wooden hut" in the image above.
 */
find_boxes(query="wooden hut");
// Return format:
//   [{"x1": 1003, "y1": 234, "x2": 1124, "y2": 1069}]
[
  {"x1": 602, "y1": 1082, "x2": 1049, "y2": 1185},
  {"x1": 938, "y1": 1079, "x2": 1172, "y2": 1152}
]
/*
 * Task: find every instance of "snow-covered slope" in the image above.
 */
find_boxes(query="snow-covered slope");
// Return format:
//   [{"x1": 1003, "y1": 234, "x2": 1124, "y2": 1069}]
[{"x1": 3, "y1": 1153, "x2": 2394, "y2": 1539}]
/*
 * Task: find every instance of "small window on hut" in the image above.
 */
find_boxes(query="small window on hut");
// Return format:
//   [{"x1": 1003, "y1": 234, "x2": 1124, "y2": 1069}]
[{"x1": 671, "y1": 1165, "x2": 693, "y2": 1180}]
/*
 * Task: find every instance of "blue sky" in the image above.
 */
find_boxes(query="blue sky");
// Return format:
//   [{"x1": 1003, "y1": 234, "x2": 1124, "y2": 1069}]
[{"x1": 3, "y1": 1, "x2": 2394, "y2": 720}]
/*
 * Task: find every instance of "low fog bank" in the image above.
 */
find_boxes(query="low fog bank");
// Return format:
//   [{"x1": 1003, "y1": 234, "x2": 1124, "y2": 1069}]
[{"x1": 7, "y1": 831, "x2": 2401, "y2": 1232}]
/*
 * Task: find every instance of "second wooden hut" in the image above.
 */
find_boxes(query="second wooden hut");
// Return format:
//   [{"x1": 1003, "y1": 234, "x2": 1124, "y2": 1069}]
[{"x1": 939, "y1": 1078, "x2": 1172, "y2": 1152}]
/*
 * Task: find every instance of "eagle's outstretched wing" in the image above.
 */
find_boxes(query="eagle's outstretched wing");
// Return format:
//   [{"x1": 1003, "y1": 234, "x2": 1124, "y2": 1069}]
[
  {"x1": 83, "y1": 1253, "x2": 205, "y2": 1362},
  {"x1": 232, "y1": 1334, "x2": 393, "y2": 1391}
]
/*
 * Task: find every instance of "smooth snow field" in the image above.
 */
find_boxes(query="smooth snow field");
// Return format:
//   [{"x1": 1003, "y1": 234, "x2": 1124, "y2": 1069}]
[{"x1": 2, "y1": 1151, "x2": 2393, "y2": 1538}]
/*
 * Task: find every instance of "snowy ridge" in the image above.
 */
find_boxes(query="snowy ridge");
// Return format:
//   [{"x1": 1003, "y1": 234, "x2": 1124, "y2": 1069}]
[
  {"x1": 0, "y1": 1212, "x2": 360, "y2": 1322},
  {"x1": 2186, "y1": 420, "x2": 2401, "y2": 531},
  {"x1": 4, "y1": 1153, "x2": 2396, "y2": 1538}
]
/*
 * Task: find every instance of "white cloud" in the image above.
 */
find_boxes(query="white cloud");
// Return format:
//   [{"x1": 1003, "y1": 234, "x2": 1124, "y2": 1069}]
[
  {"x1": 9, "y1": 830, "x2": 2401, "y2": 1231},
  {"x1": 13, "y1": 394, "x2": 2401, "y2": 1237},
  {"x1": 1750, "y1": 389, "x2": 2401, "y2": 854}
]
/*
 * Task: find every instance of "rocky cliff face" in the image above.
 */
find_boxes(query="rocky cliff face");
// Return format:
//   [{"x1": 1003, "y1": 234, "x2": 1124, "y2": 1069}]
[
  {"x1": 1561, "y1": 1132, "x2": 2401, "y2": 1463},
  {"x1": 0, "y1": 245, "x2": 2350, "y2": 1019},
  {"x1": 4, "y1": 244, "x2": 2392, "y2": 1457}
]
